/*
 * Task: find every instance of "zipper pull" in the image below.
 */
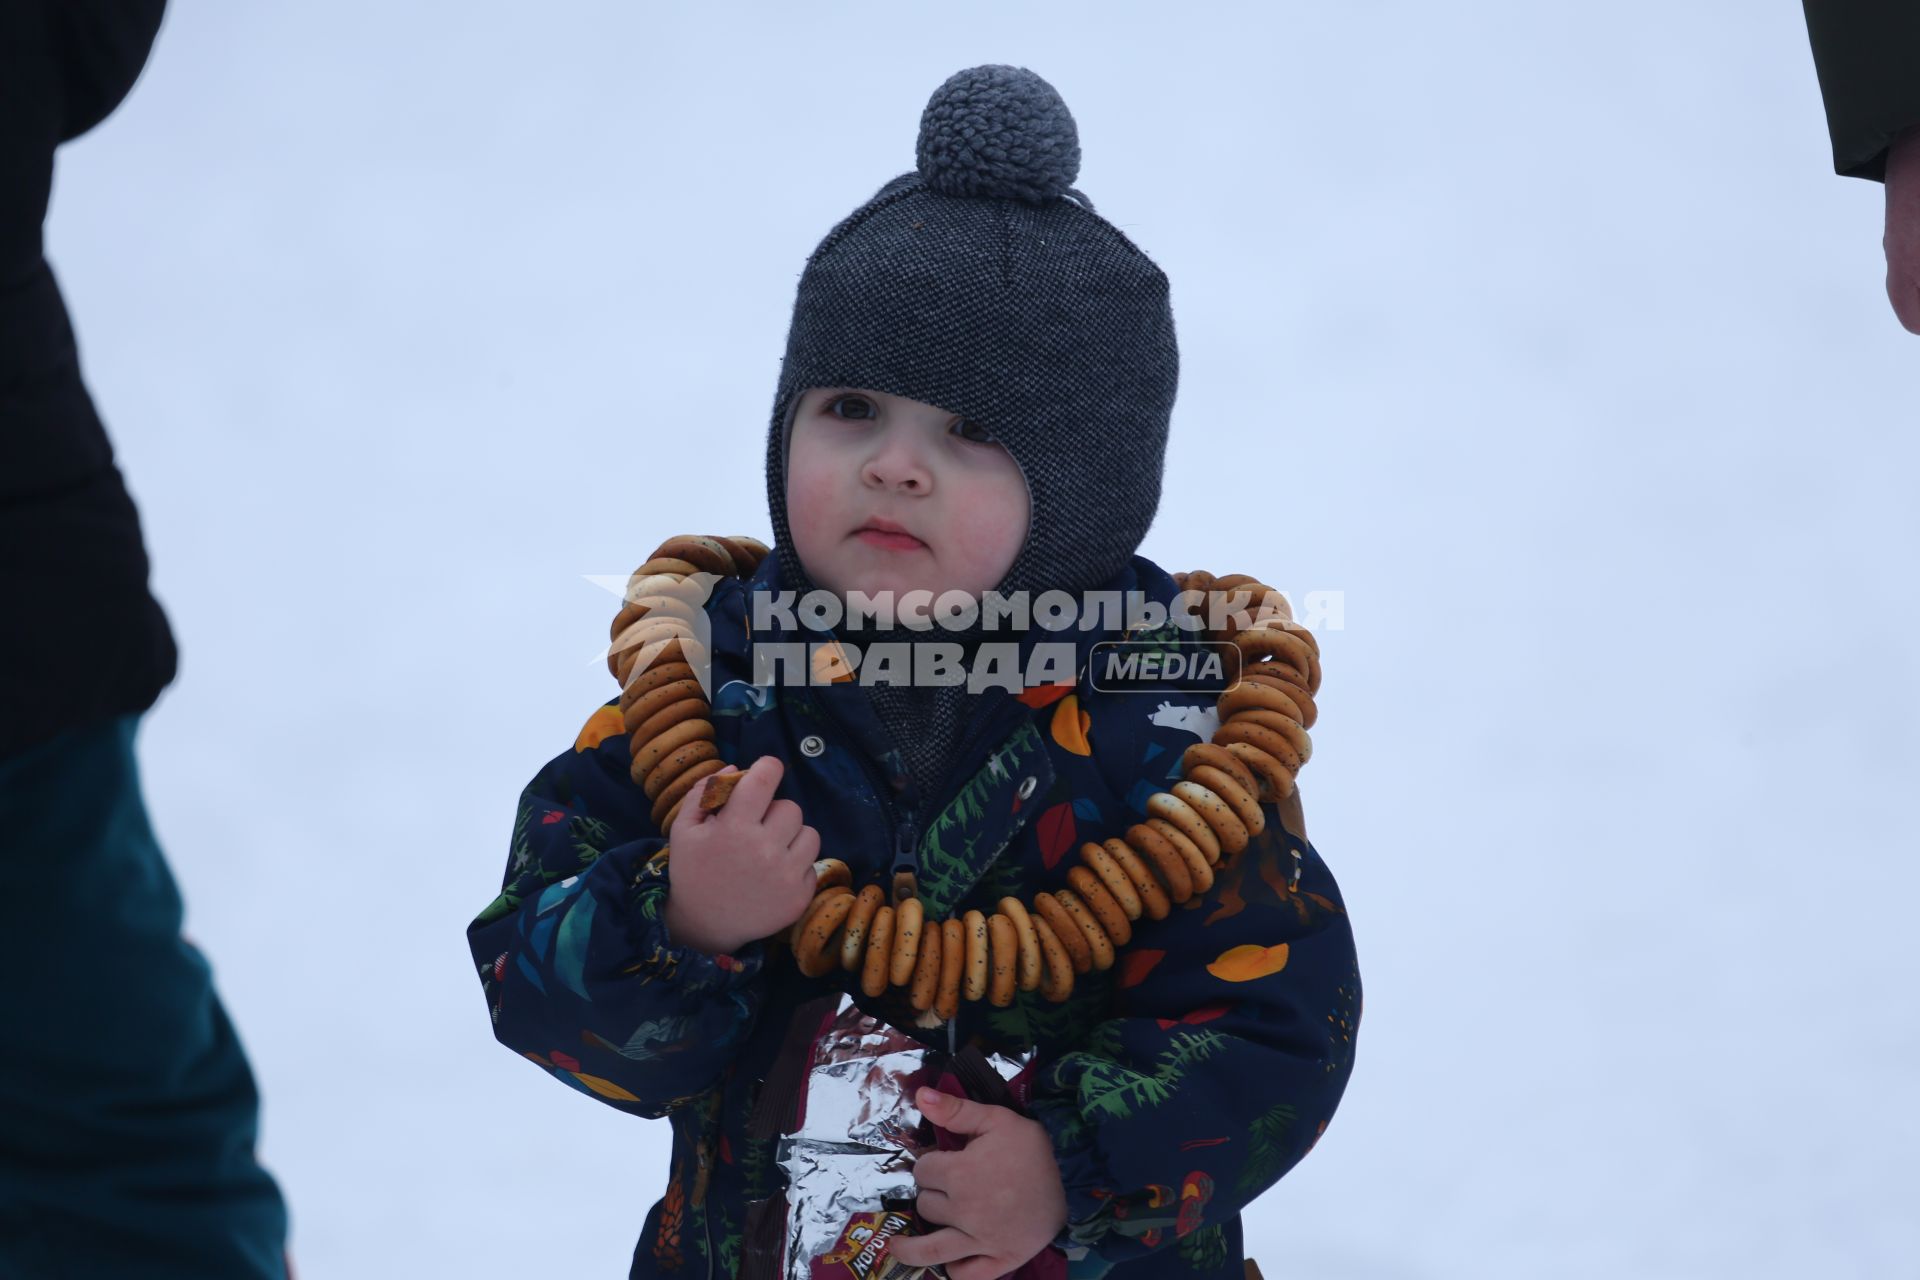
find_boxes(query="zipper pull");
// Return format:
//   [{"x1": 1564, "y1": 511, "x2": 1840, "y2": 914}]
[{"x1": 891, "y1": 816, "x2": 918, "y2": 905}]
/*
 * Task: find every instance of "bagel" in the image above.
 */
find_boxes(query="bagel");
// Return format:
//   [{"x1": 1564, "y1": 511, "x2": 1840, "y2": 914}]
[
  {"x1": 986, "y1": 914, "x2": 1018, "y2": 1007},
  {"x1": 1215, "y1": 719, "x2": 1302, "y2": 776},
  {"x1": 653, "y1": 535, "x2": 737, "y2": 576},
  {"x1": 859, "y1": 905, "x2": 896, "y2": 998},
  {"x1": 1179, "y1": 742, "x2": 1259, "y2": 796},
  {"x1": 794, "y1": 890, "x2": 855, "y2": 978},
  {"x1": 652, "y1": 757, "x2": 727, "y2": 826},
  {"x1": 936, "y1": 918, "x2": 966, "y2": 1020},
  {"x1": 1147, "y1": 789, "x2": 1222, "y2": 863},
  {"x1": 620, "y1": 660, "x2": 698, "y2": 712},
  {"x1": 910, "y1": 915, "x2": 944, "y2": 1011},
  {"x1": 1067, "y1": 865, "x2": 1132, "y2": 947},
  {"x1": 1146, "y1": 817, "x2": 1215, "y2": 895},
  {"x1": 1230, "y1": 707, "x2": 1312, "y2": 765},
  {"x1": 1239, "y1": 666, "x2": 1317, "y2": 728},
  {"x1": 1052, "y1": 889, "x2": 1115, "y2": 970},
  {"x1": 1187, "y1": 765, "x2": 1265, "y2": 838},
  {"x1": 962, "y1": 910, "x2": 990, "y2": 1001},
  {"x1": 629, "y1": 696, "x2": 709, "y2": 751},
  {"x1": 1030, "y1": 915, "x2": 1076, "y2": 1002},
  {"x1": 1123, "y1": 822, "x2": 1193, "y2": 904},
  {"x1": 632, "y1": 711, "x2": 714, "y2": 781},
  {"x1": 1030, "y1": 893, "x2": 1091, "y2": 974},
  {"x1": 890, "y1": 897, "x2": 925, "y2": 988},
  {"x1": 1222, "y1": 740, "x2": 1294, "y2": 802},
  {"x1": 1170, "y1": 779, "x2": 1249, "y2": 857},
  {"x1": 1102, "y1": 838, "x2": 1171, "y2": 921},
  {"x1": 1080, "y1": 841, "x2": 1143, "y2": 921},
  {"x1": 638, "y1": 737, "x2": 719, "y2": 802},
  {"x1": 997, "y1": 896, "x2": 1043, "y2": 992},
  {"x1": 840, "y1": 884, "x2": 887, "y2": 972},
  {"x1": 626, "y1": 678, "x2": 707, "y2": 739}
]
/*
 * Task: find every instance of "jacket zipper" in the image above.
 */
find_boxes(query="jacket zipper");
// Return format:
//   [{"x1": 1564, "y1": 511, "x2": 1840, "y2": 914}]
[
  {"x1": 806, "y1": 688, "x2": 1023, "y2": 1060},
  {"x1": 808, "y1": 686, "x2": 1012, "y2": 884}
]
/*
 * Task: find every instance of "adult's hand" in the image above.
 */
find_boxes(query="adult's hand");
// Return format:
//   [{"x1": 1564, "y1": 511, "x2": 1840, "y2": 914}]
[{"x1": 1888, "y1": 125, "x2": 1920, "y2": 333}]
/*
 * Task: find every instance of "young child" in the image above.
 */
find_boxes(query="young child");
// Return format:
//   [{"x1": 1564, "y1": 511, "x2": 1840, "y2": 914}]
[{"x1": 467, "y1": 64, "x2": 1360, "y2": 1280}]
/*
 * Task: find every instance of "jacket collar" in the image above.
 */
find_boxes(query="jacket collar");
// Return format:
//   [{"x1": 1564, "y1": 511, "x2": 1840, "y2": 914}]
[{"x1": 707, "y1": 548, "x2": 1185, "y2": 915}]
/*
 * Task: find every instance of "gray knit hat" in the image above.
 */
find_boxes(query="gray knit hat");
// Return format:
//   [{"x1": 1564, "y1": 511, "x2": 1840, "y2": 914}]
[
  {"x1": 762, "y1": 64, "x2": 1181, "y2": 807},
  {"x1": 764, "y1": 63, "x2": 1180, "y2": 614}
]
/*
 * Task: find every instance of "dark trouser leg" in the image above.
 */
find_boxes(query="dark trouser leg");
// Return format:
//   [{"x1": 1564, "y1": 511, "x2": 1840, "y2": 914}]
[{"x1": 0, "y1": 714, "x2": 289, "y2": 1278}]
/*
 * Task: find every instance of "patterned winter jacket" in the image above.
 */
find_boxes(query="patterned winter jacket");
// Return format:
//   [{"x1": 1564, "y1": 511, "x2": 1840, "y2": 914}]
[{"x1": 467, "y1": 547, "x2": 1361, "y2": 1279}]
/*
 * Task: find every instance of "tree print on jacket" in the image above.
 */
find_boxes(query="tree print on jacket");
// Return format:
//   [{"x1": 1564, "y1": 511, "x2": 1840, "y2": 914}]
[{"x1": 466, "y1": 548, "x2": 1361, "y2": 1278}]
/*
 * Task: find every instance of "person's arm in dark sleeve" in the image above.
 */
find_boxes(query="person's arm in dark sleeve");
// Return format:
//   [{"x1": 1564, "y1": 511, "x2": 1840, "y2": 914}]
[
  {"x1": 1, "y1": 0, "x2": 179, "y2": 756},
  {"x1": 466, "y1": 702, "x2": 771, "y2": 1119},
  {"x1": 1802, "y1": 0, "x2": 1920, "y2": 181},
  {"x1": 1025, "y1": 812, "x2": 1361, "y2": 1268}
]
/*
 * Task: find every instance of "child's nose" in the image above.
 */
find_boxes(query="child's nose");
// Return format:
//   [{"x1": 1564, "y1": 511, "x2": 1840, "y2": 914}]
[{"x1": 862, "y1": 434, "x2": 934, "y2": 492}]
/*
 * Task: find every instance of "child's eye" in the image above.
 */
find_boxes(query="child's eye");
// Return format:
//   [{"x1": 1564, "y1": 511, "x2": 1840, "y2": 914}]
[
  {"x1": 822, "y1": 393, "x2": 993, "y2": 445},
  {"x1": 823, "y1": 393, "x2": 876, "y2": 421}
]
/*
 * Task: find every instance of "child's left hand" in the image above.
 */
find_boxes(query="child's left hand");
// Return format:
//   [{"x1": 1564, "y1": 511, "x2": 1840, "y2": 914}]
[{"x1": 887, "y1": 1087, "x2": 1069, "y2": 1279}]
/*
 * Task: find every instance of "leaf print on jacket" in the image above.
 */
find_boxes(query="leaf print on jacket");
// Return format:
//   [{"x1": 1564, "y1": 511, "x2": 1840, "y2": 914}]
[{"x1": 466, "y1": 546, "x2": 1361, "y2": 1279}]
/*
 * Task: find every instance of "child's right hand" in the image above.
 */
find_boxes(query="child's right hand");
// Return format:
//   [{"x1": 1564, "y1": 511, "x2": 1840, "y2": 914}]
[{"x1": 661, "y1": 757, "x2": 822, "y2": 957}]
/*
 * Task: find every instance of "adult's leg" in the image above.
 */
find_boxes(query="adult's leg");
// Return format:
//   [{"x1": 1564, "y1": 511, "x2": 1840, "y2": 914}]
[{"x1": 0, "y1": 713, "x2": 289, "y2": 1278}]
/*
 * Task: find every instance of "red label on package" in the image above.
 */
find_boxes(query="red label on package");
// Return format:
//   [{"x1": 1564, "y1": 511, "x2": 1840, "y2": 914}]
[{"x1": 810, "y1": 1207, "x2": 947, "y2": 1280}]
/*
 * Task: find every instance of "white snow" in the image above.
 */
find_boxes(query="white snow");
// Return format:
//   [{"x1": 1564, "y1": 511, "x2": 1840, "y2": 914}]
[{"x1": 42, "y1": 2, "x2": 1917, "y2": 1276}]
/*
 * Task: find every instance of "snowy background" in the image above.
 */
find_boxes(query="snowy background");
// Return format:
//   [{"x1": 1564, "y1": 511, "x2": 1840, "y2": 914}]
[{"x1": 43, "y1": 2, "x2": 1917, "y2": 1276}]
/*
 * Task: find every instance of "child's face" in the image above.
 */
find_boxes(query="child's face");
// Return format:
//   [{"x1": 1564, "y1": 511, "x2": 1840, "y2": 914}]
[{"x1": 785, "y1": 386, "x2": 1030, "y2": 608}]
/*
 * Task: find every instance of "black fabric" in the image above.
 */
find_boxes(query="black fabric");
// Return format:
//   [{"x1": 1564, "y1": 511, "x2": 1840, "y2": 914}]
[
  {"x1": 1802, "y1": 0, "x2": 1920, "y2": 181},
  {"x1": 1, "y1": 0, "x2": 176, "y2": 758}
]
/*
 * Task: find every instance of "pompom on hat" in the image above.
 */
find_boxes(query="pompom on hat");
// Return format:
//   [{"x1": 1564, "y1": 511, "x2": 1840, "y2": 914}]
[
  {"x1": 914, "y1": 63, "x2": 1086, "y2": 204},
  {"x1": 763, "y1": 63, "x2": 1181, "y2": 611}
]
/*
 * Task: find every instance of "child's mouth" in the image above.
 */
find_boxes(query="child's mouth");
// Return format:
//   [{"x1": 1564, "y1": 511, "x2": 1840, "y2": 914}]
[
  {"x1": 854, "y1": 529, "x2": 926, "y2": 551},
  {"x1": 853, "y1": 521, "x2": 927, "y2": 551}
]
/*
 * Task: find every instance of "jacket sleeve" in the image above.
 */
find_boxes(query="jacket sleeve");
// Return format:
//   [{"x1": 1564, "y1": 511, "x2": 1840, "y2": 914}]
[
  {"x1": 1025, "y1": 800, "x2": 1361, "y2": 1267},
  {"x1": 466, "y1": 700, "x2": 770, "y2": 1120},
  {"x1": 1802, "y1": 0, "x2": 1920, "y2": 180}
]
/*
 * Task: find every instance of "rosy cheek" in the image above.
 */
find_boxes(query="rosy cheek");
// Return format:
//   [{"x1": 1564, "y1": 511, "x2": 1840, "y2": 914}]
[
  {"x1": 785, "y1": 462, "x2": 844, "y2": 571},
  {"x1": 946, "y1": 485, "x2": 1028, "y2": 583},
  {"x1": 785, "y1": 445, "x2": 829, "y2": 523}
]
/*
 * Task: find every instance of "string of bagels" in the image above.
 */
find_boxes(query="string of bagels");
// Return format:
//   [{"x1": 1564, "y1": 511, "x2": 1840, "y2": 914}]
[{"x1": 608, "y1": 534, "x2": 1321, "y2": 1019}]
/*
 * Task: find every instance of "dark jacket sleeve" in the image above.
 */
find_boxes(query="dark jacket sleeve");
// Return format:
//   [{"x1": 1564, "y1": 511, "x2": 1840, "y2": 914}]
[
  {"x1": 466, "y1": 702, "x2": 770, "y2": 1119},
  {"x1": 1025, "y1": 812, "x2": 1361, "y2": 1267},
  {"x1": 0, "y1": 0, "x2": 177, "y2": 758},
  {"x1": 1802, "y1": 0, "x2": 1920, "y2": 180}
]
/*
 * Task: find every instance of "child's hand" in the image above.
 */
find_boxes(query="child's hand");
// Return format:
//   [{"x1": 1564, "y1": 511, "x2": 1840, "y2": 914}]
[
  {"x1": 661, "y1": 757, "x2": 821, "y2": 956},
  {"x1": 887, "y1": 1088, "x2": 1069, "y2": 1280}
]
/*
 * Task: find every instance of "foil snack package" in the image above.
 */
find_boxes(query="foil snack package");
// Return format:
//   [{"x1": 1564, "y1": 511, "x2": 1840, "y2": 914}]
[{"x1": 772, "y1": 992, "x2": 1030, "y2": 1280}]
